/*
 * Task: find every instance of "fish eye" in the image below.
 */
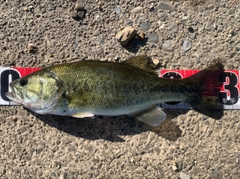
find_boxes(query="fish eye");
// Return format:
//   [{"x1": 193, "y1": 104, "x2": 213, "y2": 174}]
[{"x1": 19, "y1": 78, "x2": 28, "y2": 86}]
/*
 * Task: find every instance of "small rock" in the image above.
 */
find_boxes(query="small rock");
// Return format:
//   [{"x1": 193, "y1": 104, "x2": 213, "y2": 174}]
[
  {"x1": 180, "y1": 172, "x2": 191, "y2": 179},
  {"x1": 228, "y1": 8, "x2": 235, "y2": 15},
  {"x1": 213, "y1": 23, "x2": 217, "y2": 30},
  {"x1": 114, "y1": 5, "x2": 121, "y2": 14},
  {"x1": 71, "y1": 6, "x2": 87, "y2": 21},
  {"x1": 234, "y1": 44, "x2": 240, "y2": 51},
  {"x1": 71, "y1": 12, "x2": 81, "y2": 21},
  {"x1": 152, "y1": 59, "x2": 160, "y2": 66},
  {"x1": 158, "y1": 2, "x2": 176, "y2": 11},
  {"x1": 93, "y1": 46, "x2": 104, "y2": 56},
  {"x1": 0, "y1": 33, "x2": 5, "y2": 40},
  {"x1": 19, "y1": 36, "x2": 25, "y2": 43},
  {"x1": 190, "y1": 33, "x2": 196, "y2": 39},
  {"x1": 71, "y1": 10, "x2": 86, "y2": 21},
  {"x1": 149, "y1": 3, "x2": 155, "y2": 11},
  {"x1": 116, "y1": 26, "x2": 137, "y2": 46},
  {"x1": 139, "y1": 21, "x2": 151, "y2": 31},
  {"x1": 181, "y1": 40, "x2": 192, "y2": 52},
  {"x1": 172, "y1": 165, "x2": 178, "y2": 171},
  {"x1": 207, "y1": 4, "x2": 214, "y2": 10},
  {"x1": 74, "y1": 3, "x2": 85, "y2": 11},
  {"x1": 199, "y1": 38, "x2": 206, "y2": 43},
  {"x1": 124, "y1": 20, "x2": 133, "y2": 26},
  {"x1": 23, "y1": 7, "x2": 28, "y2": 11},
  {"x1": 59, "y1": 172, "x2": 67, "y2": 179},
  {"x1": 147, "y1": 33, "x2": 159, "y2": 44},
  {"x1": 158, "y1": 13, "x2": 165, "y2": 19},
  {"x1": 28, "y1": 6, "x2": 34, "y2": 12},
  {"x1": 98, "y1": 5, "x2": 103, "y2": 11},
  {"x1": 188, "y1": 27, "x2": 194, "y2": 33},
  {"x1": 49, "y1": 4, "x2": 56, "y2": 11},
  {"x1": 54, "y1": 161, "x2": 61, "y2": 169},
  {"x1": 136, "y1": 30, "x2": 145, "y2": 40},
  {"x1": 130, "y1": 6, "x2": 143, "y2": 13},
  {"x1": 59, "y1": 51, "x2": 65, "y2": 59},
  {"x1": 28, "y1": 43, "x2": 38, "y2": 52},
  {"x1": 162, "y1": 40, "x2": 175, "y2": 51}
]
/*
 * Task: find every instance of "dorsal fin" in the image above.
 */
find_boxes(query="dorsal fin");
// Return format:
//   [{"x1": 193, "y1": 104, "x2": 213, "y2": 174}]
[{"x1": 122, "y1": 55, "x2": 159, "y2": 75}]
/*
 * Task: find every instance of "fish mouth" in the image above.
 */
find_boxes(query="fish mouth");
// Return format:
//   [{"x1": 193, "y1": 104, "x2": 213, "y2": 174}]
[{"x1": 5, "y1": 84, "x2": 23, "y2": 104}]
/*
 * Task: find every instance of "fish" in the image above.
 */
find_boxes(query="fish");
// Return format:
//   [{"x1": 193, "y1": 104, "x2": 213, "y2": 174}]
[{"x1": 6, "y1": 56, "x2": 224, "y2": 126}]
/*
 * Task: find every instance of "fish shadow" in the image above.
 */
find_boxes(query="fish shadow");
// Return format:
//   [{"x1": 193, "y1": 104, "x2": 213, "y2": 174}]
[{"x1": 26, "y1": 108, "x2": 185, "y2": 142}]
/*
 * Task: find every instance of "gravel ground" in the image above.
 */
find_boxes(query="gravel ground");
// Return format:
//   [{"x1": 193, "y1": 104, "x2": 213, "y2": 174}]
[{"x1": 0, "y1": 0, "x2": 240, "y2": 178}]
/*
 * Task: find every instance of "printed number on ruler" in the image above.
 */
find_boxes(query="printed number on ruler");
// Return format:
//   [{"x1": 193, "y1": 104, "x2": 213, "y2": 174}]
[
  {"x1": 0, "y1": 68, "x2": 20, "y2": 104},
  {"x1": 218, "y1": 71, "x2": 239, "y2": 105},
  {"x1": 0, "y1": 67, "x2": 40, "y2": 105},
  {"x1": 160, "y1": 70, "x2": 240, "y2": 107}
]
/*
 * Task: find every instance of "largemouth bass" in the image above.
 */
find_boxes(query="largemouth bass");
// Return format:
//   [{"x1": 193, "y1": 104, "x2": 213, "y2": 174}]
[{"x1": 6, "y1": 56, "x2": 223, "y2": 126}]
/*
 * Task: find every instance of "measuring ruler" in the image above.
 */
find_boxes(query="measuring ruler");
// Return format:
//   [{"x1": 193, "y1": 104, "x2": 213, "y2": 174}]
[{"x1": 1, "y1": 67, "x2": 239, "y2": 109}]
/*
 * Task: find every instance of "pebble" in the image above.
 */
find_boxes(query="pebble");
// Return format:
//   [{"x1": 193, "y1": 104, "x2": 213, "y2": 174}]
[
  {"x1": 179, "y1": 172, "x2": 191, "y2": 179},
  {"x1": 116, "y1": 26, "x2": 137, "y2": 46},
  {"x1": 71, "y1": 12, "x2": 81, "y2": 21},
  {"x1": 152, "y1": 59, "x2": 160, "y2": 66},
  {"x1": 28, "y1": 43, "x2": 38, "y2": 52},
  {"x1": 213, "y1": 23, "x2": 217, "y2": 30},
  {"x1": 228, "y1": 8, "x2": 236, "y2": 15},
  {"x1": 181, "y1": 40, "x2": 192, "y2": 52},
  {"x1": 130, "y1": 6, "x2": 143, "y2": 13},
  {"x1": 172, "y1": 165, "x2": 178, "y2": 171},
  {"x1": 188, "y1": 27, "x2": 194, "y2": 33},
  {"x1": 147, "y1": 33, "x2": 159, "y2": 43},
  {"x1": 49, "y1": 4, "x2": 56, "y2": 11},
  {"x1": 59, "y1": 172, "x2": 67, "y2": 179},
  {"x1": 28, "y1": 6, "x2": 34, "y2": 12},
  {"x1": 114, "y1": 5, "x2": 121, "y2": 14},
  {"x1": 19, "y1": 36, "x2": 25, "y2": 43},
  {"x1": 0, "y1": 33, "x2": 5, "y2": 40},
  {"x1": 158, "y1": 13, "x2": 165, "y2": 19},
  {"x1": 71, "y1": 4, "x2": 87, "y2": 21},
  {"x1": 207, "y1": 4, "x2": 214, "y2": 10},
  {"x1": 158, "y1": 2, "x2": 176, "y2": 11},
  {"x1": 92, "y1": 46, "x2": 104, "y2": 56},
  {"x1": 136, "y1": 30, "x2": 145, "y2": 40},
  {"x1": 162, "y1": 40, "x2": 175, "y2": 51},
  {"x1": 190, "y1": 33, "x2": 196, "y2": 39},
  {"x1": 139, "y1": 21, "x2": 151, "y2": 31},
  {"x1": 74, "y1": 4, "x2": 85, "y2": 11},
  {"x1": 71, "y1": 11, "x2": 86, "y2": 21}
]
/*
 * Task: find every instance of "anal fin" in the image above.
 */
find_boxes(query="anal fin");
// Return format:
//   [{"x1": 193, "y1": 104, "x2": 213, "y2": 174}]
[{"x1": 130, "y1": 106, "x2": 166, "y2": 126}]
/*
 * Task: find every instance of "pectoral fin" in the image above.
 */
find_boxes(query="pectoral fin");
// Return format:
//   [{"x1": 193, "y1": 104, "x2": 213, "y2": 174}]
[
  {"x1": 71, "y1": 112, "x2": 94, "y2": 118},
  {"x1": 65, "y1": 90, "x2": 92, "y2": 109},
  {"x1": 131, "y1": 106, "x2": 166, "y2": 126}
]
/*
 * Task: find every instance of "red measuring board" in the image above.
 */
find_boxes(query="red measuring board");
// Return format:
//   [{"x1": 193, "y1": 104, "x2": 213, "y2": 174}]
[{"x1": 1, "y1": 67, "x2": 239, "y2": 109}]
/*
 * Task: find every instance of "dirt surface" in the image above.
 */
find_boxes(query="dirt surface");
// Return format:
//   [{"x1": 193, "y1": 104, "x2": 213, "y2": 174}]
[{"x1": 0, "y1": 0, "x2": 240, "y2": 178}]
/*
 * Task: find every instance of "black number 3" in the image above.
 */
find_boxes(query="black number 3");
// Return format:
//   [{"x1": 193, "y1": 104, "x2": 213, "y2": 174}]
[{"x1": 218, "y1": 72, "x2": 239, "y2": 105}]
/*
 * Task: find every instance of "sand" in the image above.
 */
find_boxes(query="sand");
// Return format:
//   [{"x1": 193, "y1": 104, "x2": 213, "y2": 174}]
[{"x1": 0, "y1": 0, "x2": 240, "y2": 178}]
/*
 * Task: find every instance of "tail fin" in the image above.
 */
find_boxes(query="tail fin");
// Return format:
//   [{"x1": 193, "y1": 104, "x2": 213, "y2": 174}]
[{"x1": 185, "y1": 61, "x2": 224, "y2": 119}]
